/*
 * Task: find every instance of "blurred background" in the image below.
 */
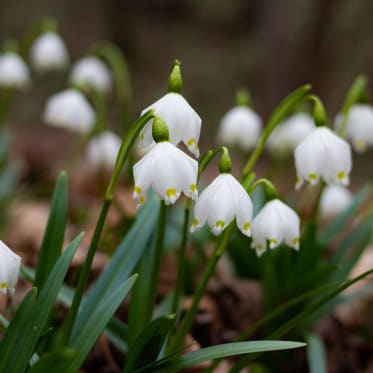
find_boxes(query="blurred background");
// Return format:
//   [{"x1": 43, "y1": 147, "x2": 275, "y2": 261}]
[{"x1": 1, "y1": 0, "x2": 373, "y2": 179}]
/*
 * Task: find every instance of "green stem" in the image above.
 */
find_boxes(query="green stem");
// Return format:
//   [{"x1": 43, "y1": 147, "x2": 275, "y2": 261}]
[
  {"x1": 144, "y1": 201, "x2": 168, "y2": 324},
  {"x1": 171, "y1": 223, "x2": 234, "y2": 351},
  {"x1": 61, "y1": 198, "x2": 111, "y2": 345},
  {"x1": 60, "y1": 110, "x2": 154, "y2": 346},
  {"x1": 91, "y1": 42, "x2": 132, "y2": 128},
  {"x1": 0, "y1": 88, "x2": 14, "y2": 125},
  {"x1": 90, "y1": 87, "x2": 108, "y2": 134},
  {"x1": 171, "y1": 198, "x2": 191, "y2": 316}
]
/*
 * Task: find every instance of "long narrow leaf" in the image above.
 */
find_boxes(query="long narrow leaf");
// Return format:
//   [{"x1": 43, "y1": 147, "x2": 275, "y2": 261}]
[
  {"x1": 137, "y1": 341, "x2": 306, "y2": 373},
  {"x1": 66, "y1": 274, "x2": 137, "y2": 372},
  {"x1": 34, "y1": 171, "x2": 68, "y2": 290},
  {"x1": 71, "y1": 195, "x2": 158, "y2": 342},
  {"x1": 124, "y1": 315, "x2": 175, "y2": 373},
  {"x1": 306, "y1": 333, "x2": 326, "y2": 373}
]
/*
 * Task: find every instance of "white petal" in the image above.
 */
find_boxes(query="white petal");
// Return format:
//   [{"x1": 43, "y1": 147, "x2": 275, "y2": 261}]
[
  {"x1": 0, "y1": 52, "x2": 30, "y2": 88},
  {"x1": 0, "y1": 241, "x2": 21, "y2": 295},
  {"x1": 133, "y1": 152, "x2": 153, "y2": 206}
]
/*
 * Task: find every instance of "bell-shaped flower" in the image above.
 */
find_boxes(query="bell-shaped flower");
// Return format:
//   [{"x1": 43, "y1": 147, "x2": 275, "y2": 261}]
[
  {"x1": 30, "y1": 32, "x2": 69, "y2": 72},
  {"x1": 43, "y1": 89, "x2": 95, "y2": 134},
  {"x1": 0, "y1": 52, "x2": 30, "y2": 89},
  {"x1": 335, "y1": 104, "x2": 373, "y2": 153},
  {"x1": 251, "y1": 199, "x2": 300, "y2": 257},
  {"x1": 133, "y1": 141, "x2": 198, "y2": 207},
  {"x1": 0, "y1": 240, "x2": 21, "y2": 295},
  {"x1": 70, "y1": 56, "x2": 112, "y2": 93},
  {"x1": 87, "y1": 130, "x2": 122, "y2": 169},
  {"x1": 268, "y1": 113, "x2": 315, "y2": 155},
  {"x1": 191, "y1": 173, "x2": 253, "y2": 236},
  {"x1": 138, "y1": 92, "x2": 201, "y2": 157},
  {"x1": 320, "y1": 185, "x2": 353, "y2": 219},
  {"x1": 294, "y1": 127, "x2": 352, "y2": 189},
  {"x1": 217, "y1": 106, "x2": 262, "y2": 151}
]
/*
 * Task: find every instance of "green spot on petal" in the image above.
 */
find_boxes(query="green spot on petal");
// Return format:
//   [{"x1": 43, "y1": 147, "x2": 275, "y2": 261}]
[
  {"x1": 0, "y1": 282, "x2": 7, "y2": 289},
  {"x1": 166, "y1": 188, "x2": 177, "y2": 198},
  {"x1": 308, "y1": 173, "x2": 317, "y2": 180},
  {"x1": 338, "y1": 171, "x2": 346, "y2": 180},
  {"x1": 244, "y1": 222, "x2": 250, "y2": 231},
  {"x1": 216, "y1": 220, "x2": 225, "y2": 228}
]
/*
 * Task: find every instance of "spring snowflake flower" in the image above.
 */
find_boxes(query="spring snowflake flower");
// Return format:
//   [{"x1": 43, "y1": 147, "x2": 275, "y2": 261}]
[
  {"x1": 335, "y1": 104, "x2": 373, "y2": 153},
  {"x1": 217, "y1": 106, "x2": 262, "y2": 151},
  {"x1": 70, "y1": 56, "x2": 112, "y2": 92},
  {"x1": 294, "y1": 127, "x2": 352, "y2": 189},
  {"x1": 191, "y1": 174, "x2": 253, "y2": 236},
  {"x1": 0, "y1": 52, "x2": 30, "y2": 88},
  {"x1": 133, "y1": 141, "x2": 198, "y2": 207},
  {"x1": 30, "y1": 32, "x2": 69, "y2": 72},
  {"x1": 0, "y1": 240, "x2": 21, "y2": 295},
  {"x1": 139, "y1": 92, "x2": 202, "y2": 157},
  {"x1": 43, "y1": 89, "x2": 95, "y2": 134},
  {"x1": 87, "y1": 131, "x2": 122, "y2": 169},
  {"x1": 268, "y1": 113, "x2": 315, "y2": 155},
  {"x1": 251, "y1": 199, "x2": 300, "y2": 257},
  {"x1": 320, "y1": 185, "x2": 353, "y2": 219}
]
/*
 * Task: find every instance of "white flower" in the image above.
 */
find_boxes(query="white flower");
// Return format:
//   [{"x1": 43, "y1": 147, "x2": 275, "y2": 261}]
[
  {"x1": 70, "y1": 56, "x2": 112, "y2": 92},
  {"x1": 191, "y1": 173, "x2": 253, "y2": 236},
  {"x1": 87, "y1": 131, "x2": 122, "y2": 169},
  {"x1": 294, "y1": 127, "x2": 352, "y2": 189},
  {"x1": 43, "y1": 89, "x2": 95, "y2": 134},
  {"x1": 30, "y1": 32, "x2": 69, "y2": 72},
  {"x1": 133, "y1": 141, "x2": 198, "y2": 207},
  {"x1": 217, "y1": 106, "x2": 262, "y2": 151},
  {"x1": 0, "y1": 52, "x2": 30, "y2": 88},
  {"x1": 320, "y1": 185, "x2": 353, "y2": 219},
  {"x1": 251, "y1": 199, "x2": 300, "y2": 257},
  {"x1": 139, "y1": 92, "x2": 201, "y2": 157},
  {"x1": 268, "y1": 113, "x2": 315, "y2": 155},
  {"x1": 0, "y1": 240, "x2": 21, "y2": 295},
  {"x1": 335, "y1": 104, "x2": 373, "y2": 153}
]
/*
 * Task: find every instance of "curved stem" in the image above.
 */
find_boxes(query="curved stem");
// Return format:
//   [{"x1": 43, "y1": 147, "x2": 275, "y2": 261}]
[
  {"x1": 171, "y1": 223, "x2": 234, "y2": 351},
  {"x1": 91, "y1": 42, "x2": 132, "y2": 128},
  {"x1": 60, "y1": 110, "x2": 154, "y2": 346},
  {"x1": 90, "y1": 87, "x2": 108, "y2": 134}
]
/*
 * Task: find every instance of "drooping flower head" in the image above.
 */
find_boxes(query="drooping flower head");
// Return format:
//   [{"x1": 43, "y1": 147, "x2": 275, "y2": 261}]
[
  {"x1": 133, "y1": 115, "x2": 198, "y2": 207},
  {"x1": 294, "y1": 127, "x2": 352, "y2": 189},
  {"x1": 87, "y1": 130, "x2": 122, "y2": 169},
  {"x1": 268, "y1": 113, "x2": 315, "y2": 155},
  {"x1": 320, "y1": 185, "x2": 353, "y2": 219},
  {"x1": 43, "y1": 89, "x2": 95, "y2": 134},
  {"x1": 0, "y1": 52, "x2": 30, "y2": 89},
  {"x1": 217, "y1": 106, "x2": 262, "y2": 151},
  {"x1": 191, "y1": 149, "x2": 253, "y2": 236},
  {"x1": 70, "y1": 56, "x2": 112, "y2": 93},
  {"x1": 138, "y1": 61, "x2": 201, "y2": 157},
  {"x1": 30, "y1": 32, "x2": 69, "y2": 72},
  {"x1": 335, "y1": 104, "x2": 373, "y2": 153},
  {"x1": 0, "y1": 240, "x2": 21, "y2": 295},
  {"x1": 251, "y1": 199, "x2": 300, "y2": 257}
]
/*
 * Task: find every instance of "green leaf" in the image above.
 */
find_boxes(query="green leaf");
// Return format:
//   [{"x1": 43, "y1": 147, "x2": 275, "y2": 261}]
[
  {"x1": 306, "y1": 333, "x2": 326, "y2": 373},
  {"x1": 0, "y1": 288, "x2": 37, "y2": 370},
  {"x1": 0, "y1": 233, "x2": 82, "y2": 373},
  {"x1": 27, "y1": 349, "x2": 75, "y2": 373},
  {"x1": 65, "y1": 274, "x2": 137, "y2": 372},
  {"x1": 34, "y1": 171, "x2": 68, "y2": 291},
  {"x1": 71, "y1": 194, "x2": 158, "y2": 342},
  {"x1": 136, "y1": 341, "x2": 306, "y2": 373},
  {"x1": 124, "y1": 315, "x2": 175, "y2": 373}
]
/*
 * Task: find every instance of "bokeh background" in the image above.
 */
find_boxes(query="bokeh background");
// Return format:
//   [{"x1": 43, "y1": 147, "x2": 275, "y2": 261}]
[{"x1": 1, "y1": 0, "x2": 373, "y2": 179}]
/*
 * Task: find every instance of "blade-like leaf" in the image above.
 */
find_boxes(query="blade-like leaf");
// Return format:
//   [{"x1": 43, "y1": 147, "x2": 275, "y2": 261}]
[
  {"x1": 124, "y1": 315, "x2": 175, "y2": 373},
  {"x1": 27, "y1": 349, "x2": 75, "y2": 373},
  {"x1": 66, "y1": 274, "x2": 137, "y2": 372},
  {"x1": 0, "y1": 233, "x2": 83, "y2": 373},
  {"x1": 137, "y1": 341, "x2": 306, "y2": 373},
  {"x1": 34, "y1": 171, "x2": 68, "y2": 291},
  {"x1": 306, "y1": 333, "x2": 326, "y2": 373},
  {"x1": 0, "y1": 288, "x2": 37, "y2": 370},
  {"x1": 71, "y1": 194, "x2": 158, "y2": 342}
]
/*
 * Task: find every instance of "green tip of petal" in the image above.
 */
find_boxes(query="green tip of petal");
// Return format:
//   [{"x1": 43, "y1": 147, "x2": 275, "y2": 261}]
[{"x1": 219, "y1": 147, "x2": 232, "y2": 173}]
